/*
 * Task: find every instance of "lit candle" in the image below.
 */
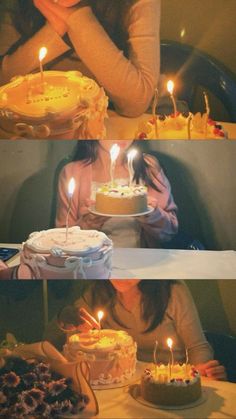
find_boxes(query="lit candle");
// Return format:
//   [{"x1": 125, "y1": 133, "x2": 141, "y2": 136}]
[
  {"x1": 127, "y1": 149, "x2": 138, "y2": 187},
  {"x1": 110, "y1": 144, "x2": 120, "y2": 186},
  {"x1": 185, "y1": 347, "x2": 189, "y2": 377},
  {"x1": 39, "y1": 47, "x2": 48, "y2": 93},
  {"x1": 97, "y1": 310, "x2": 104, "y2": 330},
  {"x1": 167, "y1": 338, "x2": 174, "y2": 379},
  {"x1": 153, "y1": 340, "x2": 158, "y2": 376},
  {"x1": 152, "y1": 88, "x2": 159, "y2": 138},
  {"x1": 187, "y1": 114, "x2": 193, "y2": 140},
  {"x1": 65, "y1": 177, "x2": 75, "y2": 241},
  {"x1": 167, "y1": 80, "x2": 178, "y2": 117},
  {"x1": 203, "y1": 91, "x2": 210, "y2": 138}
]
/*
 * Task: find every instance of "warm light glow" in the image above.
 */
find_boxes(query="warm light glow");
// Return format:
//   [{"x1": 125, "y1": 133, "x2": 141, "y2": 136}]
[
  {"x1": 68, "y1": 178, "x2": 76, "y2": 197},
  {"x1": 110, "y1": 144, "x2": 120, "y2": 163},
  {"x1": 167, "y1": 80, "x2": 174, "y2": 95},
  {"x1": 70, "y1": 335, "x2": 80, "y2": 342},
  {"x1": 97, "y1": 310, "x2": 104, "y2": 322},
  {"x1": 167, "y1": 338, "x2": 173, "y2": 349},
  {"x1": 39, "y1": 47, "x2": 48, "y2": 62},
  {"x1": 127, "y1": 149, "x2": 138, "y2": 163},
  {"x1": 180, "y1": 28, "x2": 186, "y2": 38}
]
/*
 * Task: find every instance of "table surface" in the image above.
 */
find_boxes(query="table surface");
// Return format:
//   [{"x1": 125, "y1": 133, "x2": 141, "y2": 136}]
[
  {"x1": 106, "y1": 111, "x2": 236, "y2": 140},
  {"x1": 94, "y1": 377, "x2": 236, "y2": 419},
  {"x1": 3, "y1": 244, "x2": 236, "y2": 279}
]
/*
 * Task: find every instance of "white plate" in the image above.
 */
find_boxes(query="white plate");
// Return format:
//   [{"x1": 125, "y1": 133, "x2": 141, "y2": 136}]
[
  {"x1": 92, "y1": 362, "x2": 143, "y2": 391},
  {"x1": 129, "y1": 384, "x2": 208, "y2": 410},
  {"x1": 89, "y1": 206, "x2": 154, "y2": 218}
]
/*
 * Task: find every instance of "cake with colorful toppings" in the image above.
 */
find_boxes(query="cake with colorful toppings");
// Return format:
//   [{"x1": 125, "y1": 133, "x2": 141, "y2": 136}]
[
  {"x1": 95, "y1": 184, "x2": 148, "y2": 215},
  {"x1": 141, "y1": 364, "x2": 202, "y2": 406},
  {"x1": 21, "y1": 227, "x2": 113, "y2": 279},
  {"x1": 0, "y1": 70, "x2": 108, "y2": 139},
  {"x1": 136, "y1": 112, "x2": 227, "y2": 140},
  {"x1": 63, "y1": 329, "x2": 137, "y2": 387}
]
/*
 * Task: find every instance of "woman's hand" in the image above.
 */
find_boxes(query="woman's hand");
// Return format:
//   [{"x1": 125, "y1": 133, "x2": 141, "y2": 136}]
[
  {"x1": 196, "y1": 360, "x2": 227, "y2": 381},
  {"x1": 33, "y1": 0, "x2": 77, "y2": 36},
  {"x1": 79, "y1": 198, "x2": 110, "y2": 230}
]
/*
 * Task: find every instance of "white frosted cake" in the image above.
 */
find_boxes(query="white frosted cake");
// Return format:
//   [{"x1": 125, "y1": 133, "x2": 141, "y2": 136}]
[
  {"x1": 136, "y1": 112, "x2": 227, "y2": 140},
  {"x1": 95, "y1": 184, "x2": 148, "y2": 215},
  {"x1": 141, "y1": 364, "x2": 202, "y2": 406},
  {"x1": 21, "y1": 227, "x2": 113, "y2": 279},
  {"x1": 64, "y1": 329, "x2": 137, "y2": 386},
  {"x1": 0, "y1": 70, "x2": 108, "y2": 139}
]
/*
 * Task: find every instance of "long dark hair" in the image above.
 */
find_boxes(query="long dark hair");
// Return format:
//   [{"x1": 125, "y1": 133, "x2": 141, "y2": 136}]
[
  {"x1": 8, "y1": 0, "x2": 132, "y2": 53},
  {"x1": 87, "y1": 280, "x2": 177, "y2": 334},
  {"x1": 71, "y1": 140, "x2": 161, "y2": 192}
]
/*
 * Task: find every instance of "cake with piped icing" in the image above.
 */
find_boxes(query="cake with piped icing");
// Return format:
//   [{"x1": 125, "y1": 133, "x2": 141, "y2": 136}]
[
  {"x1": 63, "y1": 329, "x2": 137, "y2": 387},
  {"x1": 0, "y1": 70, "x2": 108, "y2": 139},
  {"x1": 95, "y1": 184, "x2": 148, "y2": 215},
  {"x1": 141, "y1": 364, "x2": 202, "y2": 406},
  {"x1": 136, "y1": 112, "x2": 227, "y2": 140},
  {"x1": 21, "y1": 227, "x2": 113, "y2": 279}
]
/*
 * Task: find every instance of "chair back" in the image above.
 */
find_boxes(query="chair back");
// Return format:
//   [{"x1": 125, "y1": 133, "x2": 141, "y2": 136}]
[{"x1": 161, "y1": 41, "x2": 236, "y2": 122}]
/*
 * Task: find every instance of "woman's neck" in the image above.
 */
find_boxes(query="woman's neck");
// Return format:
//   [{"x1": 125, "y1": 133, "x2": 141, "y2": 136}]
[
  {"x1": 118, "y1": 287, "x2": 141, "y2": 312},
  {"x1": 92, "y1": 146, "x2": 128, "y2": 182}
]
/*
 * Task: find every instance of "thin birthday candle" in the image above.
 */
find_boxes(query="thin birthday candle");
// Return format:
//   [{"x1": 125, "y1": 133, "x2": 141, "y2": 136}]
[
  {"x1": 167, "y1": 338, "x2": 174, "y2": 379},
  {"x1": 203, "y1": 91, "x2": 210, "y2": 138},
  {"x1": 153, "y1": 340, "x2": 158, "y2": 376},
  {"x1": 127, "y1": 149, "x2": 138, "y2": 187},
  {"x1": 152, "y1": 88, "x2": 159, "y2": 138},
  {"x1": 65, "y1": 178, "x2": 75, "y2": 242},
  {"x1": 110, "y1": 144, "x2": 120, "y2": 186},
  {"x1": 167, "y1": 80, "x2": 178, "y2": 117},
  {"x1": 39, "y1": 47, "x2": 47, "y2": 93}
]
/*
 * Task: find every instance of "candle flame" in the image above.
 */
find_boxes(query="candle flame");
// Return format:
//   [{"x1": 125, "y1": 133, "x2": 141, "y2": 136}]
[
  {"x1": 110, "y1": 144, "x2": 120, "y2": 163},
  {"x1": 167, "y1": 338, "x2": 173, "y2": 349},
  {"x1": 68, "y1": 178, "x2": 75, "y2": 197},
  {"x1": 97, "y1": 310, "x2": 104, "y2": 322},
  {"x1": 39, "y1": 47, "x2": 48, "y2": 62},
  {"x1": 167, "y1": 80, "x2": 174, "y2": 95},
  {"x1": 127, "y1": 149, "x2": 138, "y2": 163}
]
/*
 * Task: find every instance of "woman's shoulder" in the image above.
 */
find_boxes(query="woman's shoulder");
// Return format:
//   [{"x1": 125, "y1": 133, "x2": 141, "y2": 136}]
[
  {"x1": 59, "y1": 160, "x2": 89, "y2": 178},
  {"x1": 169, "y1": 281, "x2": 194, "y2": 309}
]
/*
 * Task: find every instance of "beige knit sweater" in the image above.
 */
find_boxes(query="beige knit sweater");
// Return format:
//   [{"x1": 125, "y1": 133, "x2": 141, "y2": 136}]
[
  {"x1": 45, "y1": 282, "x2": 213, "y2": 364},
  {"x1": 0, "y1": 0, "x2": 160, "y2": 116}
]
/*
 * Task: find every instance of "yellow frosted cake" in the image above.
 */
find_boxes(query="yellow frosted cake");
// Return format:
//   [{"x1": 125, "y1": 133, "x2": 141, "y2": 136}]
[
  {"x1": 141, "y1": 364, "x2": 202, "y2": 406},
  {"x1": 64, "y1": 329, "x2": 137, "y2": 386},
  {"x1": 0, "y1": 70, "x2": 108, "y2": 139},
  {"x1": 95, "y1": 184, "x2": 148, "y2": 215},
  {"x1": 136, "y1": 112, "x2": 227, "y2": 140}
]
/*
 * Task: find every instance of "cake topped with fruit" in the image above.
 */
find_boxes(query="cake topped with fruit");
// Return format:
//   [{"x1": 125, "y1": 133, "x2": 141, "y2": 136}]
[
  {"x1": 136, "y1": 112, "x2": 226, "y2": 140},
  {"x1": 141, "y1": 363, "x2": 202, "y2": 406},
  {"x1": 0, "y1": 70, "x2": 108, "y2": 139},
  {"x1": 95, "y1": 183, "x2": 148, "y2": 215}
]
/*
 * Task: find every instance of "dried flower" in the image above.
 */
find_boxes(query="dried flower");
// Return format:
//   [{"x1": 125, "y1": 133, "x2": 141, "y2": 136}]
[
  {"x1": 0, "y1": 390, "x2": 7, "y2": 404},
  {"x1": 48, "y1": 379, "x2": 67, "y2": 396},
  {"x1": 3, "y1": 372, "x2": 20, "y2": 388},
  {"x1": 22, "y1": 372, "x2": 37, "y2": 386},
  {"x1": 28, "y1": 388, "x2": 45, "y2": 403}
]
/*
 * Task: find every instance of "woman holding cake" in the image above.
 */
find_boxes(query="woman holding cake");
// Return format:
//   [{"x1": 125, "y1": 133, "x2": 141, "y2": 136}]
[
  {"x1": 45, "y1": 280, "x2": 227, "y2": 381},
  {"x1": 0, "y1": 0, "x2": 160, "y2": 117},
  {"x1": 56, "y1": 140, "x2": 178, "y2": 248}
]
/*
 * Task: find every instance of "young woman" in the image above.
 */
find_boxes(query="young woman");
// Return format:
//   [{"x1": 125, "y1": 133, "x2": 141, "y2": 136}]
[
  {"x1": 45, "y1": 279, "x2": 227, "y2": 381},
  {"x1": 56, "y1": 140, "x2": 178, "y2": 248},
  {"x1": 0, "y1": 0, "x2": 161, "y2": 117}
]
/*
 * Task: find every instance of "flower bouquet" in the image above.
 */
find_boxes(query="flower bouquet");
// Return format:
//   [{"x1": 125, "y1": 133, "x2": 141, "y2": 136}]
[{"x1": 0, "y1": 338, "x2": 98, "y2": 418}]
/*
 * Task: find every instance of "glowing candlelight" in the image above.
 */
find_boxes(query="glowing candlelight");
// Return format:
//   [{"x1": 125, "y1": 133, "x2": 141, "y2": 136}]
[
  {"x1": 203, "y1": 91, "x2": 210, "y2": 138},
  {"x1": 110, "y1": 144, "x2": 120, "y2": 186},
  {"x1": 167, "y1": 80, "x2": 178, "y2": 117},
  {"x1": 167, "y1": 338, "x2": 174, "y2": 379},
  {"x1": 185, "y1": 347, "x2": 189, "y2": 377},
  {"x1": 39, "y1": 47, "x2": 47, "y2": 93},
  {"x1": 97, "y1": 310, "x2": 104, "y2": 329},
  {"x1": 65, "y1": 177, "x2": 75, "y2": 241},
  {"x1": 152, "y1": 88, "x2": 159, "y2": 138},
  {"x1": 127, "y1": 149, "x2": 138, "y2": 187}
]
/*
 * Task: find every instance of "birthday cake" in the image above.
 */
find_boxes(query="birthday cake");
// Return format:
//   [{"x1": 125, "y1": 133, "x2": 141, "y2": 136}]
[
  {"x1": 63, "y1": 329, "x2": 137, "y2": 386},
  {"x1": 21, "y1": 227, "x2": 113, "y2": 279},
  {"x1": 141, "y1": 364, "x2": 202, "y2": 406},
  {"x1": 0, "y1": 70, "x2": 108, "y2": 139},
  {"x1": 95, "y1": 184, "x2": 148, "y2": 215},
  {"x1": 136, "y1": 112, "x2": 227, "y2": 140}
]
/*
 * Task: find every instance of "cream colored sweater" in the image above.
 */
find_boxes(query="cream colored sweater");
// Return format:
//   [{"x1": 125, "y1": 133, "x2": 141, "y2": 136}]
[
  {"x1": 0, "y1": 0, "x2": 160, "y2": 116},
  {"x1": 45, "y1": 282, "x2": 213, "y2": 364}
]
